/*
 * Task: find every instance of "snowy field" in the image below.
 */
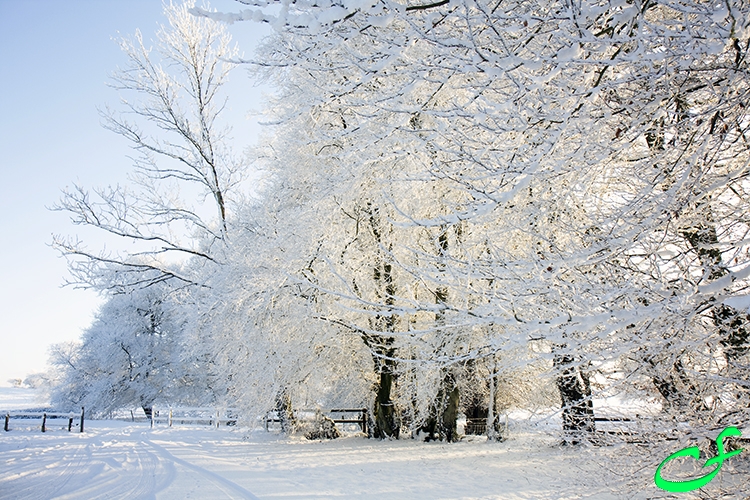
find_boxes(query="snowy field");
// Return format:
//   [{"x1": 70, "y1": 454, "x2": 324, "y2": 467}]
[
  {"x1": 0, "y1": 388, "x2": 50, "y2": 411},
  {"x1": 1, "y1": 388, "x2": 747, "y2": 499}
]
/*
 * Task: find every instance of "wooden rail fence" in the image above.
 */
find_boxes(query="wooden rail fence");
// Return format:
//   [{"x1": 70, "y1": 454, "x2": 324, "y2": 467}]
[
  {"x1": 150, "y1": 406, "x2": 368, "y2": 433},
  {"x1": 150, "y1": 407, "x2": 238, "y2": 428},
  {"x1": 595, "y1": 416, "x2": 634, "y2": 433},
  {"x1": 4, "y1": 407, "x2": 84, "y2": 433},
  {"x1": 265, "y1": 408, "x2": 369, "y2": 434}
]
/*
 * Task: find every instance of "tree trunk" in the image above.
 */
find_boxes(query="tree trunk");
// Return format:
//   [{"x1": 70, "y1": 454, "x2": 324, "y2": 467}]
[
  {"x1": 276, "y1": 389, "x2": 295, "y2": 434},
  {"x1": 486, "y1": 358, "x2": 504, "y2": 441},
  {"x1": 373, "y1": 355, "x2": 400, "y2": 439},
  {"x1": 644, "y1": 108, "x2": 735, "y2": 412},
  {"x1": 365, "y1": 202, "x2": 401, "y2": 439},
  {"x1": 683, "y1": 221, "x2": 750, "y2": 362},
  {"x1": 423, "y1": 372, "x2": 460, "y2": 442},
  {"x1": 649, "y1": 357, "x2": 709, "y2": 413},
  {"x1": 681, "y1": 215, "x2": 750, "y2": 414},
  {"x1": 713, "y1": 304, "x2": 750, "y2": 361},
  {"x1": 554, "y1": 352, "x2": 595, "y2": 445},
  {"x1": 421, "y1": 226, "x2": 460, "y2": 442}
]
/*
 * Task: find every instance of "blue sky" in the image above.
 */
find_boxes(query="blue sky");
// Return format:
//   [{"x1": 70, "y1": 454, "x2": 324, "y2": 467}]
[{"x1": 0, "y1": 0, "x2": 270, "y2": 386}]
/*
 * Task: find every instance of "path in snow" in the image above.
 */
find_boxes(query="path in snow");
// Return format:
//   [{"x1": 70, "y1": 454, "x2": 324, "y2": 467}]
[{"x1": 0, "y1": 420, "x2": 673, "y2": 500}]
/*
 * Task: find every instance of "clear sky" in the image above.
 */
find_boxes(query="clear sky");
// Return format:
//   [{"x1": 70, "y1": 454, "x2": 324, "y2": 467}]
[{"x1": 0, "y1": 0, "x2": 270, "y2": 386}]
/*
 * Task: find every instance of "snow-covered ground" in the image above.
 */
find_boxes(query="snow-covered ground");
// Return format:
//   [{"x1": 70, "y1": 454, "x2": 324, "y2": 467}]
[{"x1": 1, "y1": 388, "x2": 746, "y2": 499}]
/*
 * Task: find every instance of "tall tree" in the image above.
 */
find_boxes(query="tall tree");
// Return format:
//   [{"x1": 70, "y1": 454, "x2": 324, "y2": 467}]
[
  {"x1": 50, "y1": 287, "x2": 193, "y2": 416},
  {"x1": 53, "y1": 0, "x2": 245, "y2": 292}
]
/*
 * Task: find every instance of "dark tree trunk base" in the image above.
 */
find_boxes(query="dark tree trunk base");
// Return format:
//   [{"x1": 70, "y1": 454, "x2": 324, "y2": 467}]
[
  {"x1": 554, "y1": 353, "x2": 595, "y2": 445},
  {"x1": 373, "y1": 367, "x2": 400, "y2": 439},
  {"x1": 423, "y1": 373, "x2": 459, "y2": 442}
]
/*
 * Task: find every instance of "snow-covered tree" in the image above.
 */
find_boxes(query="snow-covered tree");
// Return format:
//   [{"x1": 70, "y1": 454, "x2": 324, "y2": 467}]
[
  {"x1": 50, "y1": 1, "x2": 255, "y2": 417},
  {"x1": 53, "y1": 0, "x2": 245, "y2": 292},
  {"x1": 200, "y1": 0, "x2": 750, "y2": 443},
  {"x1": 50, "y1": 287, "x2": 199, "y2": 416}
]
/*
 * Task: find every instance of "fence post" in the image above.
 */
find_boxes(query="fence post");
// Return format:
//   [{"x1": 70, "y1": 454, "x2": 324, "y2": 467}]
[
  {"x1": 68, "y1": 415, "x2": 73, "y2": 432},
  {"x1": 4, "y1": 413, "x2": 9, "y2": 432},
  {"x1": 41, "y1": 413, "x2": 47, "y2": 433},
  {"x1": 361, "y1": 408, "x2": 368, "y2": 434},
  {"x1": 151, "y1": 408, "x2": 155, "y2": 429},
  {"x1": 216, "y1": 409, "x2": 220, "y2": 428},
  {"x1": 80, "y1": 407, "x2": 85, "y2": 433},
  {"x1": 169, "y1": 408, "x2": 173, "y2": 428}
]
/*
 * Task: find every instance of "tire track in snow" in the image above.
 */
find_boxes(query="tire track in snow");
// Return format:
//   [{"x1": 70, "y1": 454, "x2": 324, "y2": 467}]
[
  {"x1": 0, "y1": 430, "x2": 178, "y2": 500},
  {"x1": 143, "y1": 439, "x2": 260, "y2": 500},
  {"x1": 130, "y1": 437, "x2": 177, "y2": 498},
  {"x1": 50, "y1": 432, "x2": 176, "y2": 500},
  {"x1": 0, "y1": 438, "x2": 91, "y2": 500}
]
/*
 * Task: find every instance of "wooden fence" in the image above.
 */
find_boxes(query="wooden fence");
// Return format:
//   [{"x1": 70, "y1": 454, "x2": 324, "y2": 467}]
[
  {"x1": 594, "y1": 416, "x2": 634, "y2": 435},
  {"x1": 266, "y1": 408, "x2": 369, "y2": 434},
  {"x1": 4, "y1": 407, "x2": 84, "y2": 433},
  {"x1": 150, "y1": 407, "x2": 239, "y2": 428},
  {"x1": 3, "y1": 405, "x2": 366, "y2": 434},
  {"x1": 149, "y1": 406, "x2": 368, "y2": 433}
]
